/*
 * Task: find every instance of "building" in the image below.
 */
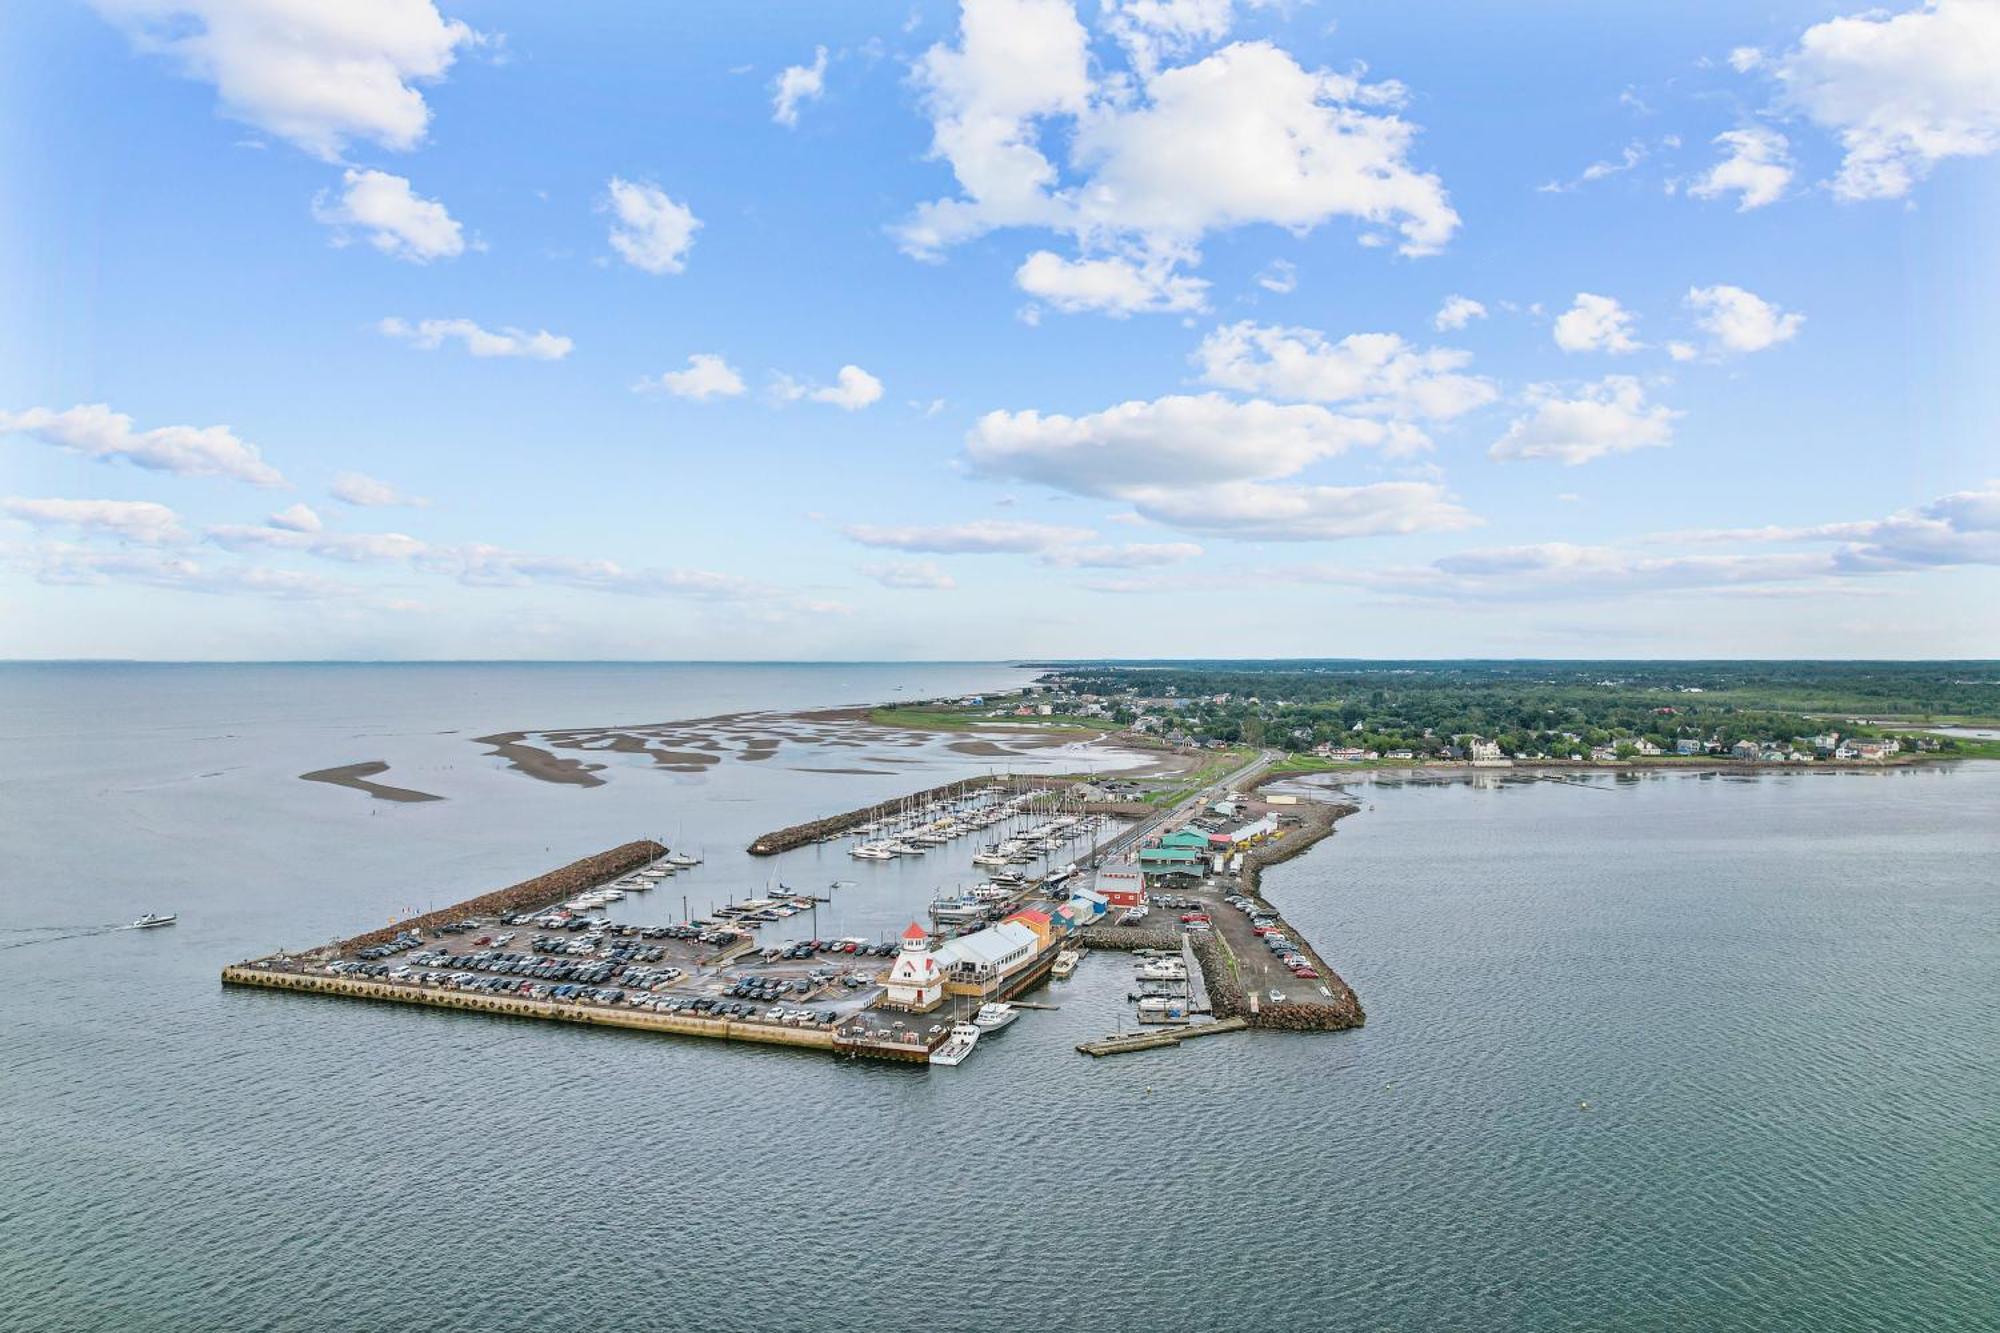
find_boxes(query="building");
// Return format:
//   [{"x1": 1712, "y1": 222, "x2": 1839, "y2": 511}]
[
  {"x1": 882, "y1": 922, "x2": 944, "y2": 1012},
  {"x1": 1138, "y1": 845, "x2": 1204, "y2": 880},
  {"x1": 1093, "y1": 865, "x2": 1146, "y2": 909},
  {"x1": 936, "y1": 921, "x2": 1040, "y2": 995},
  {"x1": 1731, "y1": 740, "x2": 1762, "y2": 760},
  {"x1": 1002, "y1": 908, "x2": 1053, "y2": 951},
  {"x1": 1674, "y1": 738, "x2": 1703, "y2": 755}
]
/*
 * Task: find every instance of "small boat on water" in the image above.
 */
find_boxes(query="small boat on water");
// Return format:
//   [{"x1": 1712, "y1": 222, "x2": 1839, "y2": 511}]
[
  {"x1": 929, "y1": 1022, "x2": 981, "y2": 1066},
  {"x1": 665, "y1": 852, "x2": 701, "y2": 868},
  {"x1": 1051, "y1": 948, "x2": 1082, "y2": 979},
  {"x1": 133, "y1": 913, "x2": 177, "y2": 929},
  {"x1": 972, "y1": 1002, "x2": 1019, "y2": 1033}
]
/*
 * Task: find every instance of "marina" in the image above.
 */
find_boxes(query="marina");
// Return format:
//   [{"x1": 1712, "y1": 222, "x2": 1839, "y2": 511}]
[{"x1": 220, "y1": 744, "x2": 1365, "y2": 1064}]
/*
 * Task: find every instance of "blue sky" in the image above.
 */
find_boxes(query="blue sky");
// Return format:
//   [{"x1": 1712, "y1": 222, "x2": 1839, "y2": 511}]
[{"x1": 3, "y1": 0, "x2": 1997, "y2": 660}]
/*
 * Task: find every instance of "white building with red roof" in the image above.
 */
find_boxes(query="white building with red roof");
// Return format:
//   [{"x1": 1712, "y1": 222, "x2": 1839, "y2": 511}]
[{"x1": 882, "y1": 921, "x2": 944, "y2": 1011}]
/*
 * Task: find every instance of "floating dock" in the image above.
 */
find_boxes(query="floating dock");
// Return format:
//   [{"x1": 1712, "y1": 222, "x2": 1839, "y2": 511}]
[{"x1": 1076, "y1": 1017, "x2": 1247, "y2": 1058}]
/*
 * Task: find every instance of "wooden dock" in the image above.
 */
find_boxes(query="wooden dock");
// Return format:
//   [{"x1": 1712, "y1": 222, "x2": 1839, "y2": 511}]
[{"x1": 1075, "y1": 1016, "x2": 1247, "y2": 1058}]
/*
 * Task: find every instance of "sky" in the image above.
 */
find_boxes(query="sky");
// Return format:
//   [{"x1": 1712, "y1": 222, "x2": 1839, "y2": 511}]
[{"x1": 2, "y1": 0, "x2": 1997, "y2": 661}]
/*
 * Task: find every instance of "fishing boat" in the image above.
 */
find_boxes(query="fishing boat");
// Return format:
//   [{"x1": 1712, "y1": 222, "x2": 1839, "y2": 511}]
[
  {"x1": 132, "y1": 913, "x2": 177, "y2": 929},
  {"x1": 666, "y1": 851, "x2": 701, "y2": 867},
  {"x1": 972, "y1": 1002, "x2": 1020, "y2": 1033},
  {"x1": 929, "y1": 898, "x2": 986, "y2": 925},
  {"x1": 929, "y1": 1022, "x2": 981, "y2": 1066}
]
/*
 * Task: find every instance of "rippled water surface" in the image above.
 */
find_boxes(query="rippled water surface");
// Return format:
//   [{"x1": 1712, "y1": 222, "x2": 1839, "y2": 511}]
[{"x1": 1, "y1": 665, "x2": 1994, "y2": 1332}]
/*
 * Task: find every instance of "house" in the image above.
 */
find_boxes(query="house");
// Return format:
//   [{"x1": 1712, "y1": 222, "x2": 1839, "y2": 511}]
[
  {"x1": 1731, "y1": 740, "x2": 1762, "y2": 760},
  {"x1": 1674, "y1": 738, "x2": 1703, "y2": 755},
  {"x1": 1632, "y1": 739, "x2": 1663, "y2": 756}
]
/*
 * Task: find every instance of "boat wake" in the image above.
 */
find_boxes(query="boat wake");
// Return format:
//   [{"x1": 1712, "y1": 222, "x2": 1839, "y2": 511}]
[{"x1": 0, "y1": 923, "x2": 134, "y2": 950}]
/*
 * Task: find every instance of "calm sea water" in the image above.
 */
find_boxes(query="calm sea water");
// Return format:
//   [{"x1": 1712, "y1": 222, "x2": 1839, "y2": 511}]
[{"x1": 1, "y1": 665, "x2": 1994, "y2": 1332}]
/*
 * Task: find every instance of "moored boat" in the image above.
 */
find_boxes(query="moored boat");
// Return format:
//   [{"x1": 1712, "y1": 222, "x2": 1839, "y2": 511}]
[
  {"x1": 972, "y1": 1002, "x2": 1019, "y2": 1033},
  {"x1": 929, "y1": 1022, "x2": 981, "y2": 1066}
]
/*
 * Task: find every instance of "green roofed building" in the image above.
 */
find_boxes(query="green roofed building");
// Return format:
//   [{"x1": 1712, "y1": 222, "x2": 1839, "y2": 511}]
[{"x1": 1138, "y1": 845, "x2": 1204, "y2": 879}]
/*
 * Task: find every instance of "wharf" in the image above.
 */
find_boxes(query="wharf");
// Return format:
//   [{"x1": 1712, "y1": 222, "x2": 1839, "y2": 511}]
[{"x1": 1076, "y1": 1017, "x2": 1247, "y2": 1057}]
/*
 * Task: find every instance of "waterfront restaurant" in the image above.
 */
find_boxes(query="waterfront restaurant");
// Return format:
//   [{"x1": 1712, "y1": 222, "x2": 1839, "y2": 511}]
[{"x1": 936, "y1": 921, "x2": 1040, "y2": 996}]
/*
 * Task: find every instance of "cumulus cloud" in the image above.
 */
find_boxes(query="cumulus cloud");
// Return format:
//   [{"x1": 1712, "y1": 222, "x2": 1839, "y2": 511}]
[
  {"x1": 898, "y1": 3, "x2": 1457, "y2": 313},
  {"x1": 378, "y1": 317, "x2": 572, "y2": 360},
  {"x1": 863, "y1": 559, "x2": 957, "y2": 590},
  {"x1": 964, "y1": 392, "x2": 1475, "y2": 541},
  {"x1": 1489, "y1": 376, "x2": 1680, "y2": 465},
  {"x1": 330, "y1": 471, "x2": 428, "y2": 508},
  {"x1": 0, "y1": 403, "x2": 286, "y2": 487},
  {"x1": 1774, "y1": 0, "x2": 2000, "y2": 201},
  {"x1": 86, "y1": 0, "x2": 482, "y2": 159},
  {"x1": 312, "y1": 168, "x2": 465, "y2": 261},
  {"x1": 3, "y1": 497, "x2": 188, "y2": 544},
  {"x1": 640, "y1": 353, "x2": 746, "y2": 400},
  {"x1": 843, "y1": 519, "x2": 1094, "y2": 553},
  {"x1": 267, "y1": 502, "x2": 322, "y2": 532},
  {"x1": 772, "y1": 45, "x2": 828, "y2": 126},
  {"x1": 1686, "y1": 284, "x2": 1804, "y2": 353},
  {"x1": 1193, "y1": 322, "x2": 1498, "y2": 427},
  {"x1": 1015, "y1": 249, "x2": 1208, "y2": 315},
  {"x1": 773, "y1": 364, "x2": 884, "y2": 410},
  {"x1": 1552, "y1": 292, "x2": 1642, "y2": 354},
  {"x1": 604, "y1": 177, "x2": 700, "y2": 275},
  {"x1": 1433, "y1": 295, "x2": 1486, "y2": 331},
  {"x1": 1688, "y1": 126, "x2": 1794, "y2": 210}
]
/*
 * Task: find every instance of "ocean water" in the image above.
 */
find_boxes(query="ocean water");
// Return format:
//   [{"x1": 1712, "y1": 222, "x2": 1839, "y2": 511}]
[{"x1": 0, "y1": 665, "x2": 1994, "y2": 1332}]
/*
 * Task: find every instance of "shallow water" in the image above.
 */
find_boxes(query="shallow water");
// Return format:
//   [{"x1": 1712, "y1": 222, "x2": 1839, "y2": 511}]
[{"x1": 1, "y1": 665, "x2": 1994, "y2": 1332}]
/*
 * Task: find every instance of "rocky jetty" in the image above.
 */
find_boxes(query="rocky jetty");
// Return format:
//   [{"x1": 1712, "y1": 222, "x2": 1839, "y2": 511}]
[{"x1": 342, "y1": 840, "x2": 665, "y2": 951}]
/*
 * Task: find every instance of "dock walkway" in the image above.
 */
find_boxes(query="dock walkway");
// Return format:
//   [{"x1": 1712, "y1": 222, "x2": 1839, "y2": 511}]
[{"x1": 1076, "y1": 1016, "x2": 1247, "y2": 1057}]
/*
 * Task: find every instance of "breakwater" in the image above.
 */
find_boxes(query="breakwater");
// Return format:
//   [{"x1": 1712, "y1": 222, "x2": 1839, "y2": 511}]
[
  {"x1": 343, "y1": 840, "x2": 664, "y2": 951},
  {"x1": 1217, "y1": 799, "x2": 1366, "y2": 1032},
  {"x1": 220, "y1": 966, "x2": 836, "y2": 1051},
  {"x1": 746, "y1": 775, "x2": 1066, "y2": 855},
  {"x1": 1075, "y1": 925, "x2": 1181, "y2": 952}
]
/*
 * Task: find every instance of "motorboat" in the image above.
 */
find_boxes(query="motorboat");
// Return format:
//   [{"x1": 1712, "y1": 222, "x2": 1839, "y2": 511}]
[
  {"x1": 665, "y1": 852, "x2": 701, "y2": 867},
  {"x1": 929, "y1": 1022, "x2": 981, "y2": 1066},
  {"x1": 1050, "y1": 948, "x2": 1082, "y2": 979},
  {"x1": 132, "y1": 913, "x2": 177, "y2": 929},
  {"x1": 972, "y1": 1002, "x2": 1020, "y2": 1033}
]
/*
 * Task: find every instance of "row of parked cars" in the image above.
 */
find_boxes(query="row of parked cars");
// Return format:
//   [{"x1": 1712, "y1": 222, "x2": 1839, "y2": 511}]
[
  {"x1": 407, "y1": 949, "x2": 624, "y2": 986},
  {"x1": 769, "y1": 938, "x2": 901, "y2": 960},
  {"x1": 355, "y1": 930, "x2": 423, "y2": 961},
  {"x1": 1225, "y1": 894, "x2": 1320, "y2": 981}
]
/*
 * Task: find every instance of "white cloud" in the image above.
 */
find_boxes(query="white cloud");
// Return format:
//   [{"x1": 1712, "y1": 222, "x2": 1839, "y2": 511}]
[
  {"x1": 1103, "y1": 0, "x2": 1235, "y2": 76},
  {"x1": 640, "y1": 353, "x2": 746, "y2": 401},
  {"x1": 29, "y1": 545, "x2": 353, "y2": 598},
  {"x1": 208, "y1": 522, "x2": 428, "y2": 563},
  {"x1": 1686, "y1": 284, "x2": 1804, "y2": 353},
  {"x1": 0, "y1": 403, "x2": 286, "y2": 487},
  {"x1": 1775, "y1": 0, "x2": 2000, "y2": 201},
  {"x1": 1255, "y1": 259, "x2": 1297, "y2": 294},
  {"x1": 898, "y1": 5, "x2": 1456, "y2": 313},
  {"x1": 1489, "y1": 376, "x2": 1680, "y2": 465},
  {"x1": 1433, "y1": 294, "x2": 1487, "y2": 331},
  {"x1": 312, "y1": 168, "x2": 465, "y2": 262},
  {"x1": 963, "y1": 391, "x2": 1474, "y2": 541},
  {"x1": 86, "y1": 0, "x2": 482, "y2": 159},
  {"x1": 1540, "y1": 141, "x2": 1647, "y2": 193},
  {"x1": 1688, "y1": 126, "x2": 1794, "y2": 210},
  {"x1": 378, "y1": 317, "x2": 572, "y2": 360},
  {"x1": 843, "y1": 519, "x2": 1094, "y2": 553},
  {"x1": 1552, "y1": 292, "x2": 1642, "y2": 354},
  {"x1": 1120, "y1": 479, "x2": 1477, "y2": 542},
  {"x1": 774, "y1": 364, "x2": 884, "y2": 410},
  {"x1": 1298, "y1": 482, "x2": 2000, "y2": 603},
  {"x1": 1041, "y1": 541, "x2": 1203, "y2": 568},
  {"x1": 3, "y1": 497, "x2": 188, "y2": 544},
  {"x1": 772, "y1": 45, "x2": 828, "y2": 126},
  {"x1": 604, "y1": 177, "x2": 700, "y2": 275},
  {"x1": 863, "y1": 560, "x2": 958, "y2": 590},
  {"x1": 330, "y1": 471, "x2": 427, "y2": 508},
  {"x1": 1015, "y1": 249, "x2": 1208, "y2": 315},
  {"x1": 267, "y1": 502, "x2": 322, "y2": 532},
  {"x1": 1194, "y1": 322, "x2": 1498, "y2": 426},
  {"x1": 967, "y1": 392, "x2": 1395, "y2": 494},
  {"x1": 1728, "y1": 46, "x2": 1766, "y2": 73},
  {"x1": 1667, "y1": 341, "x2": 1699, "y2": 362}
]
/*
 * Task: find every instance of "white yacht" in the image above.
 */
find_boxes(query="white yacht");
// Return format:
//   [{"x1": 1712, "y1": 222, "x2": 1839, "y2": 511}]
[
  {"x1": 929, "y1": 1022, "x2": 981, "y2": 1066},
  {"x1": 132, "y1": 913, "x2": 177, "y2": 929},
  {"x1": 972, "y1": 1002, "x2": 1019, "y2": 1033}
]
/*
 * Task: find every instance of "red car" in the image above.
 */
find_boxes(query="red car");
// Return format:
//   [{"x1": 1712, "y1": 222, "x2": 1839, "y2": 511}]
[{"x1": 1180, "y1": 912, "x2": 1210, "y2": 924}]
